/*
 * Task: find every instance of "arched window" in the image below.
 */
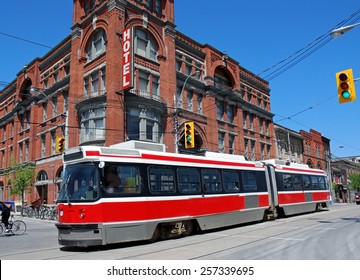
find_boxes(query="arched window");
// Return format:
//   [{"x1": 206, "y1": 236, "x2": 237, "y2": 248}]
[
  {"x1": 86, "y1": 28, "x2": 107, "y2": 62},
  {"x1": 134, "y1": 28, "x2": 158, "y2": 61},
  {"x1": 214, "y1": 68, "x2": 232, "y2": 89}
]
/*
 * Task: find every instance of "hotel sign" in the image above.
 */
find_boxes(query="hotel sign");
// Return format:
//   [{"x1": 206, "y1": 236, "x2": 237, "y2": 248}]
[{"x1": 122, "y1": 26, "x2": 133, "y2": 90}]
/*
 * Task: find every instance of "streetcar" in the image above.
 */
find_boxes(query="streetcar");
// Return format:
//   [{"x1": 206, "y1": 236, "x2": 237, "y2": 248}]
[{"x1": 56, "y1": 141, "x2": 330, "y2": 247}]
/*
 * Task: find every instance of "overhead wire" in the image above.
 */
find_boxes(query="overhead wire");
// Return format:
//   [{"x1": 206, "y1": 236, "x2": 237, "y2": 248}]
[{"x1": 257, "y1": 8, "x2": 360, "y2": 81}]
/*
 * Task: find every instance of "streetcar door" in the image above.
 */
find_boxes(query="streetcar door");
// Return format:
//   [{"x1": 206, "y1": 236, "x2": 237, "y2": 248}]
[{"x1": 265, "y1": 164, "x2": 278, "y2": 210}]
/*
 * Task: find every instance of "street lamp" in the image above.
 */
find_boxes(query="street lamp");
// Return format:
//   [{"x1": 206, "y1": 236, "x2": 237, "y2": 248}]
[
  {"x1": 330, "y1": 22, "x2": 360, "y2": 38},
  {"x1": 174, "y1": 70, "x2": 200, "y2": 153}
]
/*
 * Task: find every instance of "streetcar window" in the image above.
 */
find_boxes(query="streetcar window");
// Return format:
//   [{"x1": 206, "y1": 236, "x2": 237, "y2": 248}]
[
  {"x1": 293, "y1": 175, "x2": 302, "y2": 190},
  {"x1": 242, "y1": 171, "x2": 257, "y2": 192},
  {"x1": 222, "y1": 170, "x2": 240, "y2": 193},
  {"x1": 310, "y1": 176, "x2": 320, "y2": 190},
  {"x1": 177, "y1": 168, "x2": 201, "y2": 194},
  {"x1": 282, "y1": 174, "x2": 293, "y2": 190},
  {"x1": 118, "y1": 166, "x2": 141, "y2": 194},
  {"x1": 318, "y1": 176, "x2": 327, "y2": 190},
  {"x1": 302, "y1": 175, "x2": 311, "y2": 189},
  {"x1": 149, "y1": 167, "x2": 176, "y2": 193},
  {"x1": 57, "y1": 163, "x2": 100, "y2": 202},
  {"x1": 103, "y1": 165, "x2": 141, "y2": 195},
  {"x1": 201, "y1": 169, "x2": 222, "y2": 193}
]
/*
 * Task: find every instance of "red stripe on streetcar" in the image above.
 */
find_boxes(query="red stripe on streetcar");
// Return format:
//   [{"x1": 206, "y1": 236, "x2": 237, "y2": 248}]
[
  {"x1": 58, "y1": 194, "x2": 269, "y2": 224},
  {"x1": 141, "y1": 153, "x2": 260, "y2": 168}
]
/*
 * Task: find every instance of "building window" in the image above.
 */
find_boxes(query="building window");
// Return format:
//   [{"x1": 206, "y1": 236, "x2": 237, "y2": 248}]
[
  {"x1": 41, "y1": 135, "x2": 46, "y2": 157},
  {"x1": 259, "y1": 118, "x2": 263, "y2": 134},
  {"x1": 261, "y1": 143, "x2": 265, "y2": 160},
  {"x1": 127, "y1": 107, "x2": 163, "y2": 143},
  {"x1": 218, "y1": 132, "x2": 225, "y2": 153},
  {"x1": 19, "y1": 142, "x2": 23, "y2": 164},
  {"x1": 1, "y1": 150, "x2": 5, "y2": 167},
  {"x1": 249, "y1": 114, "x2": 254, "y2": 130},
  {"x1": 244, "y1": 139, "x2": 249, "y2": 159},
  {"x1": 176, "y1": 86, "x2": 183, "y2": 108},
  {"x1": 176, "y1": 53, "x2": 183, "y2": 72},
  {"x1": 53, "y1": 71, "x2": 59, "y2": 83},
  {"x1": 52, "y1": 96, "x2": 58, "y2": 117},
  {"x1": 251, "y1": 140, "x2": 256, "y2": 160},
  {"x1": 80, "y1": 108, "x2": 106, "y2": 143},
  {"x1": 214, "y1": 68, "x2": 231, "y2": 90},
  {"x1": 197, "y1": 94, "x2": 203, "y2": 114},
  {"x1": 84, "y1": 0, "x2": 96, "y2": 14},
  {"x1": 86, "y1": 28, "x2": 107, "y2": 62},
  {"x1": 50, "y1": 131, "x2": 55, "y2": 155},
  {"x1": 101, "y1": 68, "x2": 106, "y2": 94},
  {"x1": 229, "y1": 134, "x2": 235, "y2": 154},
  {"x1": 84, "y1": 67, "x2": 106, "y2": 98},
  {"x1": 134, "y1": 28, "x2": 158, "y2": 61},
  {"x1": 217, "y1": 100, "x2": 224, "y2": 120},
  {"x1": 227, "y1": 104, "x2": 234, "y2": 123},
  {"x1": 138, "y1": 70, "x2": 150, "y2": 92},
  {"x1": 2, "y1": 126, "x2": 6, "y2": 141},
  {"x1": 91, "y1": 72, "x2": 99, "y2": 96},
  {"x1": 243, "y1": 111, "x2": 247, "y2": 129},
  {"x1": 152, "y1": 75, "x2": 159, "y2": 96},
  {"x1": 186, "y1": 90, "x2": 193, "y2": 111},
  {"x1": 25, "y1": 140, "x2": 29, "y2": 162},
  {"x1": 43, "y1": 103, "x2": 47, "y2": 122}
]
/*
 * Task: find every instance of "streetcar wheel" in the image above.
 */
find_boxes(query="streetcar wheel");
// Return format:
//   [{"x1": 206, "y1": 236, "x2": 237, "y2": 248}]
[
  {"x1": 11, "y1": 220, "x2": 27, "y2": 235},
  {"x1": 182, "y1": 221, "x2": 194, "y2": 237}
]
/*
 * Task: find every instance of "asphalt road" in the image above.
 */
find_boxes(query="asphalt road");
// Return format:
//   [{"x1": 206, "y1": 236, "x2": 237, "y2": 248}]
[{"x1": 0, "y1": 203, "x2": 359, "y2": 260}]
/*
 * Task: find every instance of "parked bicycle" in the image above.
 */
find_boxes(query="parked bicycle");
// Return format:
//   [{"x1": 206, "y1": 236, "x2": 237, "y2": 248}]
[{"x1": 0, "y1": 213, "x2": 27, "y2": 236}]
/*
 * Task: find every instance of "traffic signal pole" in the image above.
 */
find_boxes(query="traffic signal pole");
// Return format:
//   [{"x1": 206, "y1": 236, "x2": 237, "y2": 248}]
[{"x1": 174, "y1": 71, "x2": 200, "y2": 153}]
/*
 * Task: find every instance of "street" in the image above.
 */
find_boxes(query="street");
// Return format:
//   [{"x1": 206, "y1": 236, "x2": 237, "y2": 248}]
[{"x1": 0, "y1": 203, "x2": 359, "y2": 260}]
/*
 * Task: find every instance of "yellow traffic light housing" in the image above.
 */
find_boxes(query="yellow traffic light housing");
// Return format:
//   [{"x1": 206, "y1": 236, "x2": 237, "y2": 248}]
[
  {"x1": 336, "y1": 69, "x2": 356, "y2": 104},
  {"x1": 55, "y1": 136, "x2": 65, "y2": 153},
  {"x1": 184, "y1": 121, "x2": 195, "y2": 148}
]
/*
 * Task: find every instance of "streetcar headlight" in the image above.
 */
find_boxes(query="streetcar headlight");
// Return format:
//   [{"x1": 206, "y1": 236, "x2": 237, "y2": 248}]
[{"x1": 59, "y1": 210, "x2": 64, "y2": 217}]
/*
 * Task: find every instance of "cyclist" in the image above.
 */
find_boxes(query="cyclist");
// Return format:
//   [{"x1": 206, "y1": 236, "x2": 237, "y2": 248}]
[{"x1": 0, "y1": 201, "x2": 11, "y2": 232}]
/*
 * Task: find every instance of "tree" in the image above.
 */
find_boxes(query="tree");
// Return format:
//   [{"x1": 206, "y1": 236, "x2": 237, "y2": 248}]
[
  {"x1": 5, "y1": 159, "x2": 35, "y2": 214},
  {"x1": 348, "y1": 173, "x2": 360, "y2": 192}
]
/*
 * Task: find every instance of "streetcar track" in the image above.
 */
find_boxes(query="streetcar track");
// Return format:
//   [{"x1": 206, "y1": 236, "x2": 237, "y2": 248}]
[{"x1": 1, "y1": 205, "x2": 358, "y2": 260}]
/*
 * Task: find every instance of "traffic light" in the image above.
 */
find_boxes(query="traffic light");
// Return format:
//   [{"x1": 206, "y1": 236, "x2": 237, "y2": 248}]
[
  {"x1": 336, "y1": 69, "x2": 356, "y2": 104},
  {"x1": 184, "y1": 121, "x2": 195, "y2": 148},
  {"x1": 55, "y1": 136, "x2": 65, "y2": 153}
]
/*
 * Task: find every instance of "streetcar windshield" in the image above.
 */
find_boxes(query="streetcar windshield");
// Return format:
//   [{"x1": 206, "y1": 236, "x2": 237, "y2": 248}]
[{"x1": 57, "y1": 163, "x2": 101, "y2": 202}]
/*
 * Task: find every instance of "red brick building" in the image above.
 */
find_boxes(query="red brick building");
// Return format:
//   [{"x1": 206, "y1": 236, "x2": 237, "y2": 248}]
[
  {"x1": 300, "y1": 129, "x2": 330, "y2": 171},
  {"x1": 0, "y1": 0, "x2": 275, "y2": 205}
]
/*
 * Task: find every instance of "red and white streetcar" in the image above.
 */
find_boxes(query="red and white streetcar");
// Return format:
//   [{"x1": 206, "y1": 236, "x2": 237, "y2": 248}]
[{"x1": 56, "y1": 141, "x2": 330, "y2": 247}]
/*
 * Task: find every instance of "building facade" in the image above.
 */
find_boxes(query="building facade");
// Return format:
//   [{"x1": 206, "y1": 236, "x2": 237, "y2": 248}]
[
  {"x1": 274, "y1": 123, "x2": 304, "y2": 163},
  {"x1": 300, "y1": 129, "x2": 330, "y2": 171},
  {"x1": 0, "y1": 0, "x2": 275, "y2": 205}
]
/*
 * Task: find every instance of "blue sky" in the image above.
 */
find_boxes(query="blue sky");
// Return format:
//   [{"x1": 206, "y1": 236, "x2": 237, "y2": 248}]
[{"x1": 1, "y1": 1, "x2": 359, "y2": 158}]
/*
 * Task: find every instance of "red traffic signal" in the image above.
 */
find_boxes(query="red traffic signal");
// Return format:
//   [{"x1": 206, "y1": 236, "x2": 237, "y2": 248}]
[{"x1": 56, "y1": 136, "x2": 65, "y2": 153}]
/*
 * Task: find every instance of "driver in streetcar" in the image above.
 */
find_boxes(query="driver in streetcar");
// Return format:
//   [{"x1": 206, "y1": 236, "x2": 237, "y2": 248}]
[{"x1": 104, "y1": 166, "x2": 121, "y2": 194}]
